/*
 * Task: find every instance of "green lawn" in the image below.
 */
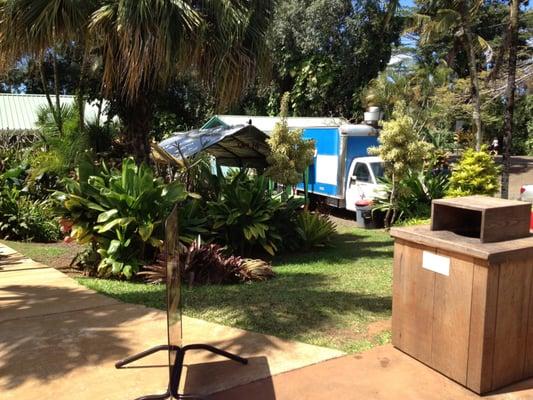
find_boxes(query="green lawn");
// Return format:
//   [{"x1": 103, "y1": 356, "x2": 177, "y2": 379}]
[
  {"x1": 2, "y1": 226, "x2": 394, "y2": 353},
  {"x1": 1, "y1": 240, "x2": 84, "y2": 270}
]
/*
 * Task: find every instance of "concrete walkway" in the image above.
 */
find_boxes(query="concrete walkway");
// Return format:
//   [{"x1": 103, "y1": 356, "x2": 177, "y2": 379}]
[
  {"x1": 0, "y1": 243, "x2": 343, "y2": 399},
  {"x1": 210, "y1": 345, "x2": 533, "y2": 400},
  {"x1": 4, "y1": 243, "x2": 533, "y2": 400}
]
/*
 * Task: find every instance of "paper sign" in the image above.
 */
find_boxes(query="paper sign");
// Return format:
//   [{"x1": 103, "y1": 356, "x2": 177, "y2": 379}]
[
  {"x1": 422, "y1": 251, "x2": 450, "y2": 276},
  {"x1": 315, "y1": 155, "x2": 338, "y2": 185}
]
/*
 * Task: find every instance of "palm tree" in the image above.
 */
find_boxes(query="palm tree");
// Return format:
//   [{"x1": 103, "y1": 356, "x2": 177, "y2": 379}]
[
  {"x1": 363, "y1": 63, "x2": 453, "y2": 131},
  {"x1": 0, "y1": 0, "x2": 97, "y2": 135},
  {"x1": 0, "y1": 1, "x2": 275, "y2": 161},
  {"x1": 408, "y1": 0, "x2": 488, "y2": 150}
]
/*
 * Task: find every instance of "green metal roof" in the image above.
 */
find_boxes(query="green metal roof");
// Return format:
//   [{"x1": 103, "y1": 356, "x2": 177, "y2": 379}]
[{"x1": 0, "y1": 93, "x2": 102, "y2": 132}]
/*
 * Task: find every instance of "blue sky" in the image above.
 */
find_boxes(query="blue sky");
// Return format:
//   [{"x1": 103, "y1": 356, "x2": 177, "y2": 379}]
[{"x1": 400, "y1": 0, "x2": 415, "y2": 7}]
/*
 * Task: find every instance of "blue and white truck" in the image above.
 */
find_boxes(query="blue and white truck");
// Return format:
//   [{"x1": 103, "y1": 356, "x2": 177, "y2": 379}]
[
  {"x1": 298, "y1": 120, "x2": 385, "y2": 212},
  {"x1": 174, "y1": 110, "x2": 386, "y2": 214}
]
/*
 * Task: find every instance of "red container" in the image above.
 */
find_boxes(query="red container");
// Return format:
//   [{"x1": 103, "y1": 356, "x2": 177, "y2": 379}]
[{"x1": 530, "y1": 211, "x2": 533, "y2": 231}]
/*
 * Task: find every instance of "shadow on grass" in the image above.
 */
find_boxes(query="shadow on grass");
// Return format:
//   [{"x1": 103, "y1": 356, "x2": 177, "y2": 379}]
[
  {"x1": 78, "y1": 230, "x2": 394, "y2": 346},
  {"x1": 84, "y1": 271, "x2": 392, "y2": 345},
  {"x1": 187, "y1": 230, "x2": 393, "y2": 342},
  {"x1": 274, "y1": 231, "x2": 393, "y2": 265},
  {"x1": 183, "y1": 272, "x2": 392, "y2": 341}
]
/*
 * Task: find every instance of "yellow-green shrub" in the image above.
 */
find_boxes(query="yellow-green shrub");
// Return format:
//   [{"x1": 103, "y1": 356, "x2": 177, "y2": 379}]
[{"x1": 447, "y1": 146, "x2": 501, "y2": 197}]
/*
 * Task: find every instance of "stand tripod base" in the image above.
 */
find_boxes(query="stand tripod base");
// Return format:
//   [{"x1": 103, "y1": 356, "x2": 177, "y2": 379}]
[{"x1": 116, "y1": 344, "x2": 248, "y2": 400}]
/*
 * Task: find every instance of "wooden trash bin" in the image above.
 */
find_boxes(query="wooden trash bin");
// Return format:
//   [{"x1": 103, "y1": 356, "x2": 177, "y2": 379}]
[{"x1": 390, "y1": 196, "x2": 533, "y2": 394}]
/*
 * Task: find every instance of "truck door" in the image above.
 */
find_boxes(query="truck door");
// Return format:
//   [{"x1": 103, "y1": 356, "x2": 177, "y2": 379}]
[{"x1": 345, "y1": 162, "x2": 373, "y2": 212}]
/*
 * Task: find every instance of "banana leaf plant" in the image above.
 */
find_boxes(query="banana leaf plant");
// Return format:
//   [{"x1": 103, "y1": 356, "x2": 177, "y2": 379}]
[{"x1": 53, "y1": 158, "x2": 188, "y2": 279}]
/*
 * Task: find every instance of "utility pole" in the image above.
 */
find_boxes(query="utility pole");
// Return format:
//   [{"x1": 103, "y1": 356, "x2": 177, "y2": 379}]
[{"x1": 501, "y1": 0, "x2": 520, "y2": 199}]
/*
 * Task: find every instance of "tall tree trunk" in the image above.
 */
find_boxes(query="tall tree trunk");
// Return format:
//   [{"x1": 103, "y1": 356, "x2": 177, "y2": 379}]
[
  {"x1": 39, "y1": 56, "x2": 60, "y2": 140},
  {"x1": 77, "y1": 46, "x2": 90, "y2": 134},
  {"x1": 500, "y1": 0, "x2": 519, "y2": 199},
  {"x1": 52, "y1": 48, "x2": 63, "y2": 136},
  {"x1": 383, "y1": 0, "x2": 399, "y2": 29},
  {"x1": 384, "y1": 172, "x2": 396, "y2": 229},
  {"x1": 122, "y1": 96, "x2": 153, "y2": 163},
  {"x1": 460, "y1": 4, "x2": 483, "y2": 150},
  {"x1": 96, "y1": 98, "x2": 104, "y2": 126}
]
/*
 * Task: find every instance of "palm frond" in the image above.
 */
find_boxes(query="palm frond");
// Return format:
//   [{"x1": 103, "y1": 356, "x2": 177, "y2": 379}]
[
  {"x1": 0, "y1": 0, "x2": 96, "y2": 70},
  {"x1": 1, "y1": 0, "x2": 275, "y2": 112}
]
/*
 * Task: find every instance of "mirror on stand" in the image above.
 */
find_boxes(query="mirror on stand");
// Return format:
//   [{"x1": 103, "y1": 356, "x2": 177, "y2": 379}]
[{"x1": 115, "y1": 204, "x2": 247, "y2": 400}]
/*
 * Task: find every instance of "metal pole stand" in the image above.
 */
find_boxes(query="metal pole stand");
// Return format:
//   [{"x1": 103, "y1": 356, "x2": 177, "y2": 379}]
[{"x1": 116, "y1": 344, "x2": 248, "y2": 400}]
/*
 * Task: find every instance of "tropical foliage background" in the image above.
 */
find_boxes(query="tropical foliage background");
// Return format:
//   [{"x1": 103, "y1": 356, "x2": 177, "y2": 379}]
[{"x1": 0, "y1": 0, "x2": 531, "y2": 280}]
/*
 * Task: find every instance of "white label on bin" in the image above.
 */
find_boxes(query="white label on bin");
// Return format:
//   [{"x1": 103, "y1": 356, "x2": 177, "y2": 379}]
[{"x1": 422, "y1": 251, "x2": 450, "y2": 276}]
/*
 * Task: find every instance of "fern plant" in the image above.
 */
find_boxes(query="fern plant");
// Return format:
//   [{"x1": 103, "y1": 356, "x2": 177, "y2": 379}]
[{"x1": 0, "y1": 186, "x2": 60, "y2": 242}]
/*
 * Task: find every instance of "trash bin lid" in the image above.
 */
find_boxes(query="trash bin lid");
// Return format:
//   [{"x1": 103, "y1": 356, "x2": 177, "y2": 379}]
[{"x1": 355, "y1": 200, "x2": 372, "y2": 207}]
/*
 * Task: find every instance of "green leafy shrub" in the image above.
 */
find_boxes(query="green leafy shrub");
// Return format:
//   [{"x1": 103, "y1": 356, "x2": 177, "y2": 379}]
[
  {"x1": 0, "y1": 132, "x2": 34, "y2": 173},
  {"x1": 85, "y1": 121, "x2": 119, "y2": 154},
  {"x1": 207, "y1": 173, "x2": 282, "y2": 256},
  {"x1": 1, "y1": 163, "x2": 28, "y2": 189},
  {"x1": 178, "y1": 199, "x2": 209, "y2": 245},
  {"x1": 0, "y1": 186, "x2": 60, "y2": 242},
  {"x1": 271, "y1": 196, "x2": 305, "y2": 251},
  {"x1": 294, "y1": 211, "x2": 336, "y2": 249},
  {"x1": 396, "y1": 217, "x2": 431, "y2": 226},
  {"x1": 30, "y1": 105, "x2": 120, "y2": 185},
  {"x1": 447, "y1": 147, "x2": 501, "y2": 197},
  {"x1": 373, "y1": 169, "x2": 450, "y2": 223},
  {"x1": 53, "y1": 158, "x2": 188, "y2": 279},
  {"x1": 69, "y1": 245, "x2": 101, "y2": 276}
]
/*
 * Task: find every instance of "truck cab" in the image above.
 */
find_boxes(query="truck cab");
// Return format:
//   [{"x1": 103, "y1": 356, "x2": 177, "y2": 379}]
[{"x1": 345, "y1": 156, "x2": 385, "y2": 212}]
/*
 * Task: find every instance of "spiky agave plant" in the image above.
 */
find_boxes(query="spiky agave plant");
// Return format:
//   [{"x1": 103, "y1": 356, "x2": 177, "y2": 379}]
[{"x1": 295, "y1": 212, "x2": 337, "y2": 249}]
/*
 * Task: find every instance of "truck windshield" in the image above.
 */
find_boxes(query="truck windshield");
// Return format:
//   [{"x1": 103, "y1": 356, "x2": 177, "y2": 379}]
[{"x1": 370, "y1": 162, "x2": 385, "y2": 181}]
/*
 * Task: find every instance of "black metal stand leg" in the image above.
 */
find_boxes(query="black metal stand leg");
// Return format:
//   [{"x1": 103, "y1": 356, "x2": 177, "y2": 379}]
[
  {"x1": 135, "y1": 390, "x2": 171, "y2": 400},
  {"x1": 115, "y1": 344, "x2": 172, "y2": 368},
  {"x1": 169, "y1": 344, "x2": 247, "y2": 399},
  {"x1": 116, "y1": 345, "x2": 175, "y2": 400},
  {"x1": 117, "y1": 344, "x2": 247, "y2": 400},
  {"x1": 183, "y1": 344, "x2": 248, "y2": 365}
]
